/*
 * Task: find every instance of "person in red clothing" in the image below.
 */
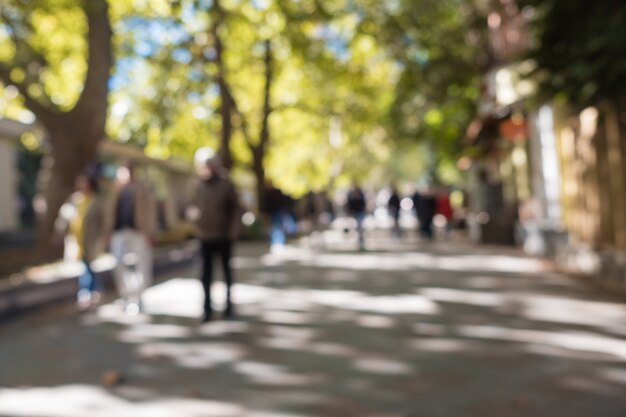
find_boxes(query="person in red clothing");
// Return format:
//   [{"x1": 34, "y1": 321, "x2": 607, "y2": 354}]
[{"x1": 436, "y1": 186, "x2": 454, "y2": 240}]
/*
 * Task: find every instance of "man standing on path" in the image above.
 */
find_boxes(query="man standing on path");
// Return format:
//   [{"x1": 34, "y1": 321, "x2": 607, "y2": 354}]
[
  {"x1": 189, "y1": 148, "x2": 241, "y2": 322},
  {"x1": 108, "y1": 162, "x2": 157, "y2": 315}
]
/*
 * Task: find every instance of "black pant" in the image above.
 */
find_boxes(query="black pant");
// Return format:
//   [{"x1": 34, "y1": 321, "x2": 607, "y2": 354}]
[{"x1": 200, "y1": 239, "x2": 233, "y2": 314}]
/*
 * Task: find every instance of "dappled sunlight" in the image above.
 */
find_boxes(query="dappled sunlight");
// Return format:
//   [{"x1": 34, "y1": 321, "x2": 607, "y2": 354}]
[
  {"x1": 245, "y1": 244, "x2": 549, "y2": 276},
  {"x1": 117, "y1": 323, "x2": 193, "y2": 343},
  {"x1": 96, "y1": 303, "x2": 152, "y2": 325},
  {"x1": 259, "y1": 335, "x2": 309, "y2": 351},
  {"x1": 597, "y1": 367, "x2": 626, "y2": 386},
  {"x1": 258, "y1": 325, "x2": 318, "y2": 351},
  {"x1": 416, "y1": 285, "x2": 626, "y2": 333},
  {"x1": 307, "y1": 342, "x2": 357, "y2": 358},
  {"x1": 267, "y1": 325, "x2": 317, "y2": 341},
  {"x1": 352, "y1": 357, "x2": 413, "y2": 375},
  {"x1": 196, "y1": 321, "x2": 251, "y2": 337},
  {"x1": 456, "y1": 324, "x2": 626, "y2": 361},
  {"x1": 140, "y1": 278, "x2": 204, "y2": 318},
  {"x1": 413, "y1": 323, "x2": 448, "y2": 337},
  {"x1": 233, "y1": 361, "x2": 323, "y2": 387},
  {"x1": 310, "y1": 290, "x2": 439, "y2": 315},
  {"x1": 260, "y1": 310, "x2": 316, "y2": 325},
  {"x1": 0, "y1": 385, "x2": 245, "y2": 417},
  {"x1": 4, "y1": 239, "x2": 626, "y2": 416},
  {"x1": 463, "y1": 276, "x2": 506, "y2": 289},
  {"x1": 517, "y1": 295, "x2": 626, "y2": 330},
  {"x1": 131, "y1": 276, "x2": 441, "y2": 320},
  {"x1": 408, "y1": 338, "x2": 488, "y2": 353},
  {"x1": 356, "y1": 314, "x2": 396, "y2": 329},
  {"x1": 558, "y1": 375, "x2": 620, "y2": 395},
  {"x1": 432, "y1": 254, "x2": 548, "y2": 274},
  {"x1": 419, "y1": 287, "x2": 507, "y2": 308},
  {"x1": 137, "y1": 342, "x2": 245, "y2": 369}
]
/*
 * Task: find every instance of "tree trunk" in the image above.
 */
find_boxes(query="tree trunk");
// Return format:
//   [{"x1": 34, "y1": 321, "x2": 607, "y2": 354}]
[
  {"x1": 604, "y1": 100, "x2": 626, "y2": 248},
  {"x1": 253, "y1": 148, "x2": 266, "y2": 213},
  {"x1": 218, "y1": 78, "x2": 234, "y2": 169},
  {"x1": 253, "y1": 39, "x2": 273, "y2": 212},
  {"x1": 37, "y1": 121, "x2": 104, "y2": 246},
  {"x1": 211, "y1": 0, "x2": 233, "y2": 170},
  {"x1": 35, "y1": 0, "x2": 112, "y2": 247}
]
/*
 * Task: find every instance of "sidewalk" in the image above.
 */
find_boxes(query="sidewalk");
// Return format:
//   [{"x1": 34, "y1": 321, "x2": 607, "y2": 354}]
[
  {"x1": 0, "y1": 240, "x2": 199, "y2": 319},
  {"x1": 2, "y1": 232, "x2": 626, "y2": 416}
]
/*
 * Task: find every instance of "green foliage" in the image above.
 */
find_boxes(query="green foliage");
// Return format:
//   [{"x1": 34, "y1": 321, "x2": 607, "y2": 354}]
[
  {"x1": 520, "y1": 0, "x2": 626, "y2": 106},
  {"x1": 0, "y1": 0, "x2": 90, "y2": 111},
  {"x1": 3, "y1": 0, "x2": 484, "y2": 195}
]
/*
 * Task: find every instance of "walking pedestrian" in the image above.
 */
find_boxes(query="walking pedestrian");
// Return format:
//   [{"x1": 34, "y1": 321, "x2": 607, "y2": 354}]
[
  {"x1": 190, "y1": 148, "x2": 241, "y2": 322},
  {"x1": 346, "y1": 182, "x2": 367, "y2": 250},
  {"x1": 413, "y1": 185, "x2": 436, "y2": 240},
  {"x1": 262, "y1": 181, "x2": 291, "y2": 252},
  {"x1": 108, "y1": 162, "x2": 157, "y2": 315},
  {"x1": 387, "y1": 184, "x2": 402, "y2": 238},
  {"x1": 56, "y1": 172, "x2": 108, "y2": 311},
  {"x1": 436, "y1": 186, "x2": 454, "y2": 239}
]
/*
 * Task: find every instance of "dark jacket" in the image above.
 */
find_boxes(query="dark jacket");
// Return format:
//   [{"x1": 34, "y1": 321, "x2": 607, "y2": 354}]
[
  {"x1": 193, "y1": 175, "x2": 241, "y2": 241},
  {"x1": 388, "y1": 192, "x2": 401, "y2": 216},
  {"x1": 413, "y1": 192, "x2": 436, "y2": 223},
  {"x1": 347, "y1": 188, "x2": 366, "y2": 214},
  {"x1": 263, "y1": 186, "x2": 289, "y2": 215}
]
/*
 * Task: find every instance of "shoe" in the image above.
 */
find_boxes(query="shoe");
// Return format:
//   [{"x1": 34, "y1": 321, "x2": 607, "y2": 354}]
[
  {"x1": 223, "y1": 304, "x2": 235, "y2": 319},
  {"x1": 201, "y1": 311, "x2": 213, "y2": 323}
]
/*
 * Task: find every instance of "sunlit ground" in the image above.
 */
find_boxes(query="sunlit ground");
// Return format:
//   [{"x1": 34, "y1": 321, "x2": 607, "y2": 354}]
[{"x1": 1, "y1": 229, "x2": 626, "y2": 417}]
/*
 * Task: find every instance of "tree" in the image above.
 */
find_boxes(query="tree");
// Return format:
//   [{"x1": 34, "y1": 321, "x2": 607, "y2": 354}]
[
  {"x1": 0, "y1": 0, "x2": 112, "y2": 243},
  {"x1": 519, "y1": 0, "x2": 626, "y2": 107},
  {"x1": 369, "y1": 0, "x2": 483, "y2": 183},
  {"x1": 109, "y1": 0, "x2": 483, "y2": 202}
]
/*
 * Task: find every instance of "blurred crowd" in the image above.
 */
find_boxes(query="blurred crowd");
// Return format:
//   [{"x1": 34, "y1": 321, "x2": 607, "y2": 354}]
[{"x1": 56, "y1": 149, "x2": 465, "y2": 320}]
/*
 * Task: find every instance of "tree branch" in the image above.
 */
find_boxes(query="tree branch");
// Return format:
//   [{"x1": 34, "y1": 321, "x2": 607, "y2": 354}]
[
  {"x1": 71, "y1": 0, "x2": 112, "y2": 119},
  {"x1": 0, "y1": 63, "x2": 56, "y2": 126},
  {"x1": 258, "y1": 39, "x2": 273, "y2": 154},
  {"x1": 224, "y1": 82, "x2": 254, "y2": 149},
  {"x1": 0, "y1": 10, "x2": 61, "y2": 121},
  {"x1": 208, "y1": 0, "x2": 254, "y2": 150}
]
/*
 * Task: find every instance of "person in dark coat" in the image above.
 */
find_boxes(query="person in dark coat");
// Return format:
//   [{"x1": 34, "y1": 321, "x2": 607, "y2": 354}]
[
  {"x1": 387, "y1": 184, "x2": 402, "y2": 238},
  {"x1": 413, "y1": 185, "x2": 437, "y2": 240},
  {"x1": 346, "y1": 182, "x2": 367, "y2": 250},
  {"x1": 190, "y1": 148, "x2": 241, "y2": 322}
]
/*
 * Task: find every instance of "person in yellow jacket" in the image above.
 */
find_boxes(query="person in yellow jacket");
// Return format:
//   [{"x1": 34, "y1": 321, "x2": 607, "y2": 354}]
[{"x1": 57, "y1": 173, "x2": 108, "y2": 310}]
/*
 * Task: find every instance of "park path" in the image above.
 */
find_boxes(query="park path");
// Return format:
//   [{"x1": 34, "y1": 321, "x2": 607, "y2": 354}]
[{"x1": 1, "y1": 231, "x2": 626, "y2": 417}]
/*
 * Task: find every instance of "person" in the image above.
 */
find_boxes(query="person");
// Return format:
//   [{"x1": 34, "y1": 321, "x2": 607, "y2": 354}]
[
  {"x1": 56, "y1": 172, "x2": 108, "y2": 311},
  {"x1": 301, "y1": 190, "x2": 325, "y2": 248},
  {"x1": 387, "y1": 184, "x2": 402, "y2": 238},
  {"x1": 108, "y1": 162, "x2": 157, "y2": 315},
  {"x1": 413, "y1": 185, "x2": 436, "y2": 240},
  {"x1": 189, "y1": 148, "x2": 241, "y2": 322},
  {"x1": 262, "y1": 181, "x2": 291, "y2": 252},
  {"x1": 436, "y1": 186, "x2": 454, "y2": 239},
  {"x1": 346, "y1": 182, "x2": 367, "y2": 250}
]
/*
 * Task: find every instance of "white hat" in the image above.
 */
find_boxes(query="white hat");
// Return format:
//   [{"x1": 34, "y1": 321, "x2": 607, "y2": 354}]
[{"x1": 194, "y1": 147, "x2": 220, "y2": 169}]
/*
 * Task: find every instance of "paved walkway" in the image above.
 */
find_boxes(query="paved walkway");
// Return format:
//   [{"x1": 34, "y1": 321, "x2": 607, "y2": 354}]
[{"x1": 1, "y1": 232, "x2": 626, "y2": 417}]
